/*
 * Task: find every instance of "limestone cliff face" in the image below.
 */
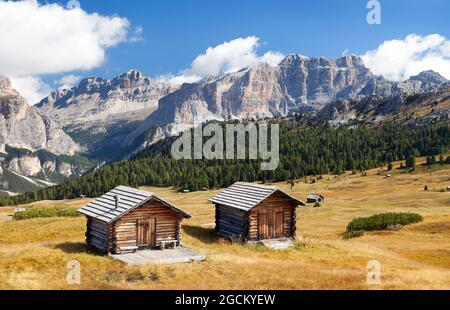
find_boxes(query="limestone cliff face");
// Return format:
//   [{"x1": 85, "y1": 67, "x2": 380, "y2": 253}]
[
  {"x1": 129, "y1": 55, "x2": 447, "y2": 144},
  {"x1": 8, "y1": 156, "x2": 42, "y2": 177},
  {"x1": 36, "y1": 70, "x2": 180, "y2": 130},
  {"x1": 0, "y1": 76, "x2": 80, "y2": 155}
]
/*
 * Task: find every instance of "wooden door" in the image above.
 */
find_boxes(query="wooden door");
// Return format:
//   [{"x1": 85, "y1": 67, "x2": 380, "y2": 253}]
[
  {"x1": 137, "y1": 219, "x2": 156, "y2": 247},
  {"x1": 274, "y1": 211, "x2": 284, "y2": 238},
  {"x1": 258, "y1": 211, "x2": 271, "y2": 240},
  {"x1": 258, "y1": 210, "x2": 284, "y2": 240}
]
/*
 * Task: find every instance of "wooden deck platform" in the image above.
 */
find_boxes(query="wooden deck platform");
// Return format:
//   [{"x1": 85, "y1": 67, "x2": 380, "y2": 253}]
[
  {"x1": 259, "y1": 238, "x2": 294, "y2": 250},
  {"x1": 110, "y1": 247, "x2": 206, "y2": 265}
]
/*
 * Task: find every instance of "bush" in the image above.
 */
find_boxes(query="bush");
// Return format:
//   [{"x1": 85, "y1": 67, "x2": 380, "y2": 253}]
[
  {"x1": 313, "y1": 202, "x2": 322, "y2": 208},
  {"x1": 13, "y1": 207, "x2": 81, "y2": 221},
  {"x1": 126, "y1": 270, "x2": 145, "y2": 283},
  {"x1": 346, "y1": 212, "x2": 423, "y2": 233},
  {"x1": 343, "y1": 230, "x2": 365, "y2": 239}
]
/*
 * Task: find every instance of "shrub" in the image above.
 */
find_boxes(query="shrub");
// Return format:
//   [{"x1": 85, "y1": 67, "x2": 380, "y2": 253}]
[
  {"x1": 406, "y1": 156, "x2": 416, "y2": 170},
  {"x1": 313, "y1": 202, "x2": 322, "y2": 208},
  {"x1": 13, "y1": 207, "x2": 81, "y2": 221},
  {"x1": 346, "y1": 212, "x2": 423, "y2": 233},
  {"x1": 343, "y1": 230, "x2": 365, "y2": 239},
  {"x1": 126, "y1": 270, "x2": 145, "y2": 283}
]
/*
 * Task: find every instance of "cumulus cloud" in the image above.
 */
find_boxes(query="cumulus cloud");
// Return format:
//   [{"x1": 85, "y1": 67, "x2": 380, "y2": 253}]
[
  {"x1": 361, "y1": 34, "x2": 450, "y2": 81},
  {"x1": 165, "y1": 36, "x2": 284, "y2": 84},
  {"x1": 55, "y1": 75, "x2": 82, "y2": 90},
  {"x1": 0, "y1": 0, "x2": 133, "y2": 103},
  {"x1": 9, "y1": 76, "x2": 52, "y2": 105}
]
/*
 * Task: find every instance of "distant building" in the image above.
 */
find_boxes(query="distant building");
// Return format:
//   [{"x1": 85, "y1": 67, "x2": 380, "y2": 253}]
[
  {"x1": 307, "y1": 194, "x2": 325, "y2": 204},
  {"x1": 78, "y1": 186, "x2": 191, "y2": 254},
  {"x1": 210, "y1": 182, "x2": 305, "y2": 242}
]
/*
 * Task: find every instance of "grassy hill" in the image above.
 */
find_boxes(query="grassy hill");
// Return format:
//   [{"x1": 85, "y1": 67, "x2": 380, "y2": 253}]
[
  {"x1": 0, "y1": 159, "x2": 449, "y2": 289},
  {"x1": 2, "y1": 121, "x2": 449, "y2": 206}
]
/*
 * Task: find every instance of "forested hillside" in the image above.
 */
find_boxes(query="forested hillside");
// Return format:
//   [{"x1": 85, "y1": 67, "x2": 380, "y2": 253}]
[{"x1": 1, "y1": 120, "x2": 449, "y2": 206}]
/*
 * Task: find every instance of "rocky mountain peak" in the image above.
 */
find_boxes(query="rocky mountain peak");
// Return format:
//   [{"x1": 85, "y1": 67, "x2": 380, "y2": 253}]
[
  {"x1": 409, "y1": 70, "x2": 448, "y2": 85},
  {"x1": 0, "y1": 76, "x2": 12, "y2": 91},
  {"x1": 279, "y1": 54, "x2": 310, "y2": 66},
  {"x1": 335, "y1": 55, "x2": 366, "y2": 68},
  {"x1": 126, "y1": 54, "x2": 449, "y2": 148},
  {"x1": 35, "y1": 71, "x2": 181, "y2": 135},
  {"x1": 279, "y1": 54, "x2": 368, "y2": 72},
  {"x1": 0, "y1": 78, "x2": 80, "y2": 155},
  {"x1": 123, "y1": 69, "x2": 144, "y2": 80},
  {"x1": 111, "y1": 70, "x2": 152, "y2": 89},
  {"x1": 76, "y1": 77, "x2": 108, "y2": 94}
]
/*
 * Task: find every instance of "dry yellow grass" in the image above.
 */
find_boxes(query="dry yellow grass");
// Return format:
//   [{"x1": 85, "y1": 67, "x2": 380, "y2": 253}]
[{"x1": 0, "y1": 159, "x2": 449, "y2": 290}]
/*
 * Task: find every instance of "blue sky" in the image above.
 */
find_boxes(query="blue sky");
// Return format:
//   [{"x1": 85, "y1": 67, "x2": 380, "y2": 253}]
[
  {"x1": 1, "y1": 0, "x2": 449, "y2": 103},
  {"x1": 63, "y1": 0, "x2": 450, "y2": 78}
]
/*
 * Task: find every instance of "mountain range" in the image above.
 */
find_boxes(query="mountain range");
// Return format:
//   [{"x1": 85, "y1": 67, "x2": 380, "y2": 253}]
[
  {"x1": 0, "y1": 76, "x2": 85, "y2": 195},
  {"x1": 0, "y1": 55, "x2": 449, "y2": 194},
  {"x1": 125, "y1": 55, "x2": 449, "y2": 148}
]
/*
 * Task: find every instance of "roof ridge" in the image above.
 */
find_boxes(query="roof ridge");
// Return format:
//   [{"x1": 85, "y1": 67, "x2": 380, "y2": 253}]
[
  {"x1": 78, "y1": 185, "x2": 191, "y2": 223},
  {"x1": 210, "y1": 182, "x2": 306, "y2": 211},
  {"x1": 234, "y1": 182, "x2": 278, "y2": 190},
  {"x1": 115, "y1": 185, "x2": 155, "y2": 197}
]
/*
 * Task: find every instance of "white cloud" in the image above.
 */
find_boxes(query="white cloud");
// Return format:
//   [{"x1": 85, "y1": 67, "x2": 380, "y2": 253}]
[
  {"x1": 129, "y1": 25, "x2": 144, "y2": 43},
  {"x1": 0, "y1": 0, "x2": 133, "y2": 103},
  {"x1": 361, "y1": 34, "x2": 450, "y2": 81},
  {"x1": 9, "y1": 76, "x2": 52, "y2": 105},
  {"x1": 55, "y1": 74, "x2": 82, "y2": 90},
  {"x1": 165, "y1": 36, "x2": 284, "y2": 84}
]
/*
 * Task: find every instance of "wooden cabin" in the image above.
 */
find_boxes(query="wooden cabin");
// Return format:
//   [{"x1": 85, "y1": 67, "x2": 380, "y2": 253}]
[
  {"x1": 78, "y1": 186, "x2": 191, "y2": 254},
  {"x1": 210, "y1": 182, "x2": 305, "y2": 242}
]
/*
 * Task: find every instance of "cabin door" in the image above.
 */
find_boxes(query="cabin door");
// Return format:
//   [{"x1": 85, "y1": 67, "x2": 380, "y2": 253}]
[
  {"x1": 137, "y1": 219, "x2": 156, "y2": 248},
  {"x1": 258, "y1": 209, "x2": 284, "y2": 240}
]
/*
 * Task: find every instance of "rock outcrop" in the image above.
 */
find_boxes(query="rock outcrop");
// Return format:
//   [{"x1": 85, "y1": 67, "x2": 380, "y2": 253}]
[
  {"x1": 0, "y1": 76, "x2": 80, "y2": 155},
  {"x1": 36, "y1": 70, "x2": 180, "y2": 130},
  {"x1": 127, "y1": 56, "x2": 448, "y2": 146},
  {"x1": 8, "y1": 156, "x2": 42, "y2": 177}
]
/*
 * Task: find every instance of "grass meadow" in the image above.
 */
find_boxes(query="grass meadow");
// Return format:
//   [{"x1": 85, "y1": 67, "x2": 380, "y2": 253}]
[{"x1": 0, "y1": 158, "x2": 449, "y2": 290}]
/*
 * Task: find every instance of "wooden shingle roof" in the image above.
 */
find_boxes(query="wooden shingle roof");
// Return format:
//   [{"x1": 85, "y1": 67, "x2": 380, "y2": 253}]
[
  {"x1": 78, "y1": 186, "x2": 190, "y2": 223},
  {"x1": 209, "y1": 182, "x2": 305, "y2": 211}
]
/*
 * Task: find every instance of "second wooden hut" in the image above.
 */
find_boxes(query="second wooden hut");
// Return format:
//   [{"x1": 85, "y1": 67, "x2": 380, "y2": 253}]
[{"x1": 210, "y1": 182, "x2": 305, "y2": 242}]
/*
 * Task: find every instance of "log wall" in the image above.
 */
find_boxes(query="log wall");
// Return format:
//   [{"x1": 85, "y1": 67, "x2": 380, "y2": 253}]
[
  {"x1": 215, "y1": 204, "x2": 248, "y2": 240},
  {"x1": 112, "y1": 200, "x2": 182, "y2": 253},
  {"x1": 85, "y1": 217, "x2": 111, "y2": 253}
]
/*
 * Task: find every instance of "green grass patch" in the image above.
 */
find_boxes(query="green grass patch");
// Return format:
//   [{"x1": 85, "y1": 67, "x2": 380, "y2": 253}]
[
  {"x1": 13, "y1": 207, "x2": 81, "y2": 221},
  {"x1": 344, "y1": 212, "x2": 423, "y2": 239}
]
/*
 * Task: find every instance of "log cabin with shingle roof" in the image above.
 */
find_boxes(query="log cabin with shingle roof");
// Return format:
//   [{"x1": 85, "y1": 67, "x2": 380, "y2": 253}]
[
  {"x1": 78, "y1": 186, "x2": 191, "y2": 254},
  {"x1": 210, "y1": 182, "x2": 305, "y2": 242}
]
